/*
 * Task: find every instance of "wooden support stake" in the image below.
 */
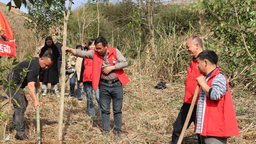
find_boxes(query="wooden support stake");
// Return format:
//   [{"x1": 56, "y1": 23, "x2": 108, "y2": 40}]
[
  {"x1": 36, "y1": 87, "x2": 41, "y2": 144},
  {"x1": 177, "y1": 85, "x2": 200, "y2": 144}
]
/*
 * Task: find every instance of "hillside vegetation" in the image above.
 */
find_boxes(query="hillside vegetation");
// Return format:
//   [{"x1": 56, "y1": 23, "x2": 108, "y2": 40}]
[{"x1": 0, "y1": 0, "x2": 256, "y2": 143}]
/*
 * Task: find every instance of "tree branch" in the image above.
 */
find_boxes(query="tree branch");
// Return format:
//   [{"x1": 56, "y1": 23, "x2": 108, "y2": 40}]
[{"x1": 234, "y1": 7, "x2": 255, "y2": 62}]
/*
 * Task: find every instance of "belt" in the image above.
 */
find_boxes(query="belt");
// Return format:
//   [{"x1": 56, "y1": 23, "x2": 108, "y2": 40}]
[{"x1": 100, "y1": 79, "x2": 119, "y2": 84}]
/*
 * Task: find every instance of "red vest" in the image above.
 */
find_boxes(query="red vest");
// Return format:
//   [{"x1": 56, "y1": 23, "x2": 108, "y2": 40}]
[
  {"x1": 82, "y1": 58, "x2": 93, "y2": 82},
  {"x1": 92, "y1": 46, "x2": 130, "y2": 90},
  {"x1": 198, "y1": 68, "x2": 239, "y2": 137},
  {"x1": 183, "y1": 58, "x2": 202, "y2": 105}
]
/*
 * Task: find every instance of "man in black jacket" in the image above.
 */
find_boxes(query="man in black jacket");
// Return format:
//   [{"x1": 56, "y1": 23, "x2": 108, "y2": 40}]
[{"x1": 3, "y1": 53, "x2": 54, "y2": 140}]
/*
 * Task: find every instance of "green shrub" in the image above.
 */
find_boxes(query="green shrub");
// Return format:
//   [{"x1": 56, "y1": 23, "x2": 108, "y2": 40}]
[{"x1": 154, "y1": 5, "x2": 200, "y2": 34}]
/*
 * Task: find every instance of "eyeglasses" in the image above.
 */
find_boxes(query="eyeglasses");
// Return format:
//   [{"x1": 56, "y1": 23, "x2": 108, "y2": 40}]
[{"x1": 95, "y1": 48, "x2": 103, "y2": 51}]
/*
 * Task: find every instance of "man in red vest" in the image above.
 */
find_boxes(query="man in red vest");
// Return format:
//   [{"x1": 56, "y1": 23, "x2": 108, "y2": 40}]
[
  {"x1": 171, "y1": 36, "x2": 203, "y2": 144},
  {"x1": 196, "y1": 50, "x2": 239, "y2": 143},
  {"x1": 66, "y1": 36, "x2": 129, "y2": 139}
]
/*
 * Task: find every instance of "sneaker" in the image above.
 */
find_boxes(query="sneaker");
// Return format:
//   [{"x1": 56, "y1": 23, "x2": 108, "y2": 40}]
[
  {"x1": 54, "y1": 90, "x2": 60, "y2": 97},
  {"x1": 68, "y1": 94, "x2": 74, "y2": 99},
  {"x1": 15, "y1": 133, "x2": 28, "y2": 140},
  {"x1": 42, "y1": 90, "x2": 47, "y2": 96},
  {"x1": 77, "y1": 99, "x2": 83, "y2": 102}
]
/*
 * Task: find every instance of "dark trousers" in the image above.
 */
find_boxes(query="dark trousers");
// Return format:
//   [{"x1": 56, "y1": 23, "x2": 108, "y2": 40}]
[
  {"x1": 200, "y1": 136, "x2": 227, "y2": 144},
  {"x1": 99, "y1": 80, "x2": 123, "y2": 133},
  {"x1": 171, "y1": 103, "x2": 201, "y2": 144},
  {"x1": 4, "y1": 83, "x2": 28, "y2": 135}
]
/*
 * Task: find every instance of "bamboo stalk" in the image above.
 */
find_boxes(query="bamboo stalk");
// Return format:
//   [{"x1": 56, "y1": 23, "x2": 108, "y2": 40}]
[
  {"x1": 97, "y1": 0, "x2": 100, "y2": 37},
  {"x1": 36, "y1": 87, "x2": 40, "y2": 144}
]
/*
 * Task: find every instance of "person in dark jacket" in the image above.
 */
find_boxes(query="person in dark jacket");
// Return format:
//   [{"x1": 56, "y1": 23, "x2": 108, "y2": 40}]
[
  {"x1": 39, "y1": 36, "x2": 60, "y2": 96},
  {"x1": 55, "y1": 42, "x2": 63, "y2": 76}
]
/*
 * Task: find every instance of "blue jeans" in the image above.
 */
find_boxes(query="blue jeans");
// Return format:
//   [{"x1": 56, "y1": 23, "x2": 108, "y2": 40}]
[
  {"x1": 83, "y1": 81, "x2": 101, "y2": 117},
  {"x1": 99, "y1": 80, "x2": 123, "y2": 133},
  {"x1": 70, "y1": 72, "x2": 82, "y2": 99}
]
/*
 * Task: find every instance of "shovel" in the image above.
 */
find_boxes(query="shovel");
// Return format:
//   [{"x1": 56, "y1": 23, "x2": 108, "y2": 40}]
[{"x1": 177, "y1": 85, "x2": 200, "y2": 144}]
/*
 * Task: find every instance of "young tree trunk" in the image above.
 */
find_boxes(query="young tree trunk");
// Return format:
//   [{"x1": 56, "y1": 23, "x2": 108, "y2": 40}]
[
  {"x1": 97, "y1": 0, "x2": 100, "y2": 37},
  {"x1": 58, "y1": 0, "x2": 73, "y2": 142},
  {"x1": 81, "y1": 6, "x2": 86, "y2": 45},
  {"x1": 77, "y1": 5, "x2": 96, "y2": 45},
  {"x1": 148, "y1": 0, "x2": 154, "y2": 50},
  {"x1": 111, "y1": 30, "x2": 114, "y2": 46},
  {"x1": 145, "y1": 0, "x2": 154, "y2": 66},
  {"x1": 80, "y1": 6, "x2": 87, "y2": 45},
  {"x1": 76, "y1": 9, "x2": 82, "y2": 44},
  {"x1": 140, "y1": 0, "x2": 144, "y2": 6}
]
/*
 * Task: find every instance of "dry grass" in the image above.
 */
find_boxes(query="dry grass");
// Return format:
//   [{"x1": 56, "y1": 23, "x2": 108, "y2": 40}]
[
  {"x1": 0, "y1": 66, "x2": 256, "y2": 143},
  {"x1": 0, "y1": 2, "x2": 256, "y2": 144}
]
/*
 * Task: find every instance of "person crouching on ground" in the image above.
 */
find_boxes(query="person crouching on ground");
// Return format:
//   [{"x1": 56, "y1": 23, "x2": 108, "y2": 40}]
[
  {"x1": 66, "y1": 36, "x2": 129, "y2": 140},
  {"x1": 3, "y1": 53, "x2": 54, "y2": 140},
  {"x1": 196, "y1": 50, "x2": 239, "y2": 144}
]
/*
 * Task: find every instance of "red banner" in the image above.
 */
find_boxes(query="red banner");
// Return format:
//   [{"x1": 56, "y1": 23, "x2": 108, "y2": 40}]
[
  {"x1": 0, "y1": 41, "x2": 15, "y2": 57},
  {"x1": 0, "y1": 10, "x2": 14, "y2": 40},
  {"x1": 0, "y1": 10, "x2": 16, "y2": 57}
]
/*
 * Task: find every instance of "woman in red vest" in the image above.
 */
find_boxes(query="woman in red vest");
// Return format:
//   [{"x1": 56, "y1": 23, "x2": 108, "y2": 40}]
[
  {"x1": 79, "y1": 39, "x2": 101, "y2": 117},
  {"x1": 196, "y1": 50, "x2": 239, "y2": 144}
]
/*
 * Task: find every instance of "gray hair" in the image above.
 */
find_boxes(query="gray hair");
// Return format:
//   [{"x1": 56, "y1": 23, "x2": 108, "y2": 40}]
[{"x1": 191, "y1": 36, "x2": 203, "y2": 49}]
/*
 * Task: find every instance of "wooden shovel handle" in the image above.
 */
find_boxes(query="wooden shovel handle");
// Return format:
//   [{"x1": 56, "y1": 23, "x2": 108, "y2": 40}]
[{"x1": 177, "y1": 85, "x2": 200, "y2": 144}]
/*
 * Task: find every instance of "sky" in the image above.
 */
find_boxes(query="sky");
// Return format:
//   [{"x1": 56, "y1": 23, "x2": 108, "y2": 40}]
[{"x1": 0, "y1": 0, "x2": 85, "y2": 13}]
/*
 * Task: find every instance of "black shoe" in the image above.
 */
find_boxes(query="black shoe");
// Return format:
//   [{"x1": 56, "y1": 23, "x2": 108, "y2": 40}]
[
  {"x1": 102, "y1": 131, "x2": 109, "y2": 137},
  {"x1": 15, "y1": 133, "x2": 28, "y2": 140},
  {"x1": 115, "y1": 133, "x2": 122, "y2": 140},
  {"x1": 77, "y1": 98, "x2": 83, "y2": 102}
]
